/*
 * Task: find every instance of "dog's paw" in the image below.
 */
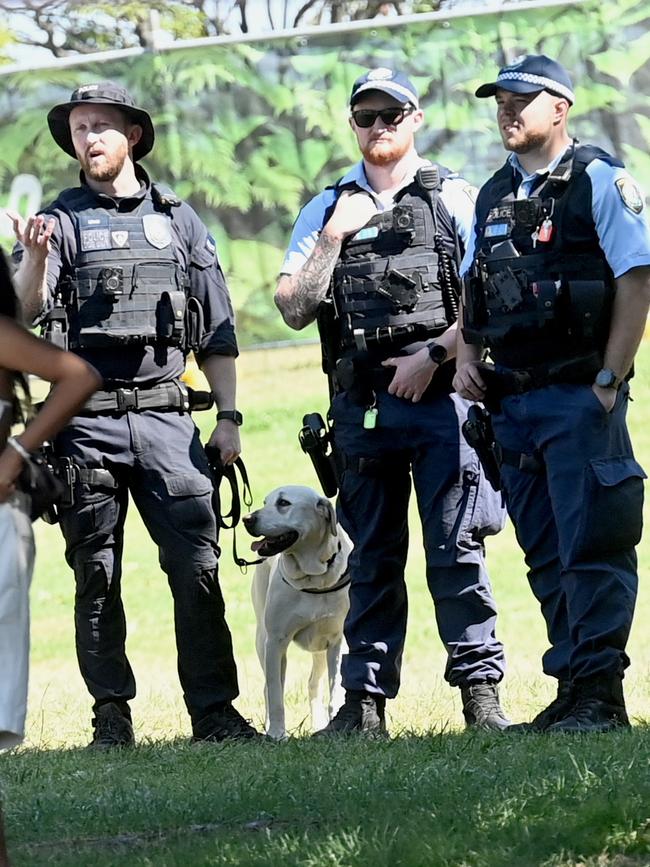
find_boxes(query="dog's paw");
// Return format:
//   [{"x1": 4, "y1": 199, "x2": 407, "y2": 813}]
[{"x1": 266, "y1": 728, "x2": 288, "y2": 742}]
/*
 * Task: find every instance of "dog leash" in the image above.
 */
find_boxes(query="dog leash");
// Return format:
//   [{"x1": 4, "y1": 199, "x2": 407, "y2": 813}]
[{"x1": 204, "y1": 448, "x2": 263, "y2": 570}]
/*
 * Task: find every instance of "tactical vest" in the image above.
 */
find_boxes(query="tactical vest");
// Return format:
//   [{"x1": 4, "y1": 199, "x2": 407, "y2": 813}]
[
  {"x1": 53, "y1": 184, "x2": 191, "y2": 351},
  {"x1": 463, "y1": 144, "x2": 621, "y2": 368},
  {"x1": 321, "y1": 166, "x2": 460, "y2": 364}
]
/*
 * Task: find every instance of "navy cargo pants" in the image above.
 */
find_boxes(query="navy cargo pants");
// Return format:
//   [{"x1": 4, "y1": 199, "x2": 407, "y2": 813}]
[
  {"x1": 492, "y1": 382, "x2": 645, "y2": 682},
  {"x1": 55, "y1": 409, "x2": 239, "y2": 724},
  {"x1": 331, "y1": 387, "x2": 506, "y2": 698}
]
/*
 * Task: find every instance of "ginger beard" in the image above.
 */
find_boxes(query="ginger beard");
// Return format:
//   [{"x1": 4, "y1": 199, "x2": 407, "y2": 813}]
[{"x1": 360, "y1": 133, "x2": 412, "y2": 166}]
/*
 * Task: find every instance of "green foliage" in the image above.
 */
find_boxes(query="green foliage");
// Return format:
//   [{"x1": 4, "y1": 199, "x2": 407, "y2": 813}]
[{"x1": 1, "y1": 0, "x2": 650, "y2": 346}]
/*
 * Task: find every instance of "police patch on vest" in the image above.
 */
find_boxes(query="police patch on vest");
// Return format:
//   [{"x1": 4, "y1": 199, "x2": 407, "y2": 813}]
[
  {"x1": 352, "y1": 226, "x2": 379, "y2": 241},
  {"x1": 485, "y1": 222, "x2": 510, "y2": 239},
  {"x1": 111, "y1": 231, "x2": 130, "y2": 248},
  {"x1": 80, "y1": 228, "x2": 112, "y2": 251},
  {"x1": 143, "y1": 214, "x2": 172, "y2": 249},
  {"x1": 205, "y1": 233, "x2": 216, "y2": 255},
  {"x1": 615, "y1": 177, "x2": 644, "y2": 214}
]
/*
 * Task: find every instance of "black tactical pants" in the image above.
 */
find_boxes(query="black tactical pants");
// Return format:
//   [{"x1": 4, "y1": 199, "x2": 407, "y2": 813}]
[{"x1": 55, "y1": 409, "x2": 239, "y2": 725}]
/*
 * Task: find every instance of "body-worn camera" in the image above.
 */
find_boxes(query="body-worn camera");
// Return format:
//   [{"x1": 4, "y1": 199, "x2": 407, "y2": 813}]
[
  {"x1": 392, "y1": 204, "x2": 415, "y2": 235},
  {"x1": 299, "y1": 412, "x2": 338, "y2": 498},
  {"x1": 99, "y1": 266, "x2": 124, "y2": 298},
  {"x1": 513, "y1": 198, "x2": 543, "y2": 231}
]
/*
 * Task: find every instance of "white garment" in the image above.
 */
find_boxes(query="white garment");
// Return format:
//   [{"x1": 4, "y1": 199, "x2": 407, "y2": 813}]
[{"x1": 0, "y1": 492, "x2": 35, "y2": 749}]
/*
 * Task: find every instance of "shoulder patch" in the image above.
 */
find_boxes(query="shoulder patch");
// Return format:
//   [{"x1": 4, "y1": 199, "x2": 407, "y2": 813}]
[
  {"x1": 205, "y1": 233, "x2": 217, "y2": 255},
  {"x1": 143, "y1": 213, "x2": 172, "y2": 249},
  {"x1": 615, "y1": 176, "x2": 644, "y2": 215},
  {"x1": 463, "y1": 185, "x2": 478, "y2": 204}
]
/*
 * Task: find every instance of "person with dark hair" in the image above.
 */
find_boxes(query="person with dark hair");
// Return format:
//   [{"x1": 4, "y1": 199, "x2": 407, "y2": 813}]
[
  {"x1": 455, "y1": 55, "x2": 650, "y2": 732},
  {"x1": 0, "y1": 247, "x2": 99, "y2": 866},
  {"x1": 275, "y1": 68, "x2": 509, "y2": 735},
  {"x1": 10, "y1": 82, "x2": 259, "y2": 747}
]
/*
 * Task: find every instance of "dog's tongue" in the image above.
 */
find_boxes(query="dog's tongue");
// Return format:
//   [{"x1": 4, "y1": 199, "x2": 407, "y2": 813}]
[{"x1": 250, "y1": 539, "x2": 264, "y2": 552}]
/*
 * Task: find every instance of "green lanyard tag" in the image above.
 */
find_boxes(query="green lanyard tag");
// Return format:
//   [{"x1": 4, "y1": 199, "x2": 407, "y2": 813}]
[{"x1": 363, "y1": 407, "x2": 378, "y2": 430}]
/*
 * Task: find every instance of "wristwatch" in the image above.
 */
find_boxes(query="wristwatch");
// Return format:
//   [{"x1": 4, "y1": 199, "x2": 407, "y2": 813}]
[
  {"x1": 594, "y1": 368, "x2": 621, "y2": 390},
  {"x1": 216, "y1": 410, "x2": 243, "y2": 426},
  {"x1": 427, "y1": 342, "x2": 448, "y2": 366}
]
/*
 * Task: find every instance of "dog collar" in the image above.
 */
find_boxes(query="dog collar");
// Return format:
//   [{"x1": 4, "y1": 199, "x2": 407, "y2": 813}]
[
  {"x1": 284, "y1": 566, "x2": 351, "y2": 595},
  {"x1": 282, "y1": 543, "x2": 351, "y2": 594}
]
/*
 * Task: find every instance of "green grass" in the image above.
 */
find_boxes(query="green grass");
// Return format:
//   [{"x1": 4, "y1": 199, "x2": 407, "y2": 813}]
[{"x1": 2, "y1": 342, "x2": 650, "y2": 866}]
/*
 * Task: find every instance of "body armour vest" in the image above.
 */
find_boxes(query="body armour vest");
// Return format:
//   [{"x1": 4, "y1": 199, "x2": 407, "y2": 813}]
[
  {"x1": 324, "y1": 166, "x2": 460, "y2": 362},
  {"x1": 463, "y1": 144, "x2": 621, "y2": 369},
  {"x1": 55, "y1": 185, "x2": 188, "y2": 350}
]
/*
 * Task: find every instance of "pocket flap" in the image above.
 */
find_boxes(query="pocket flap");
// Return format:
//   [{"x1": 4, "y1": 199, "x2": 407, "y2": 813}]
[
  {"x1": 590, "y1": 456, "x2": 647, "y2": 487},
  {"x1": 164, "y1": 473, "x2": 212, "y2": 497}
]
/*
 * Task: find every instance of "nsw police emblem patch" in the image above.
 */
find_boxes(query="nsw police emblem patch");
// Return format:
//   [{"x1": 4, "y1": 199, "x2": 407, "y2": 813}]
[
  {"x1": 111, "y1": 231, "x2": 129, "y2": 248},
  {"x1": 615, "y1": 176, "x2": 644, "y2": 214},
  {"x1": 143, "y1": 214, "x2": 172, "y2": 248}
]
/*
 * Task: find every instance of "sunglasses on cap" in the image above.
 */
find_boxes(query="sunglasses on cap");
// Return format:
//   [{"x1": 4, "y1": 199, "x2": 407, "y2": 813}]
[{"x1": 351, "y1": 105, "x2": 415, "y2": 128}]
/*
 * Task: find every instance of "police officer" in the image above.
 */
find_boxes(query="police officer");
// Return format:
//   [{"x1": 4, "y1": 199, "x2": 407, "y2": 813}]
[
  {"x1": 10, "y1": 82, "x2": 259, "y2": 747},
  {"x1": 275, "y1": 68, "x2": 509, "y2": 735},
  {"x1": 455, "y1": 55, "x2": 650, "y2": 732}
]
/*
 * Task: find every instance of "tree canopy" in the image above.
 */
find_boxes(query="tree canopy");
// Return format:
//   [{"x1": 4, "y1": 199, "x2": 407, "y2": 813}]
[
  {"x1": 1, "y1": 0, "x2": 649, "y2": 346},
  {"x1": 1, "y1": 0, "x2": 543, "y2": 62}
]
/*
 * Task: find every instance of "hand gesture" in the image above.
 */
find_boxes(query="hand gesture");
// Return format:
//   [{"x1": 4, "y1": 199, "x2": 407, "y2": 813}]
[
  {"x1": 324, "y1": 191, "x2": 377, "y2": 240},
  {"x1": 207, "y1": 419, "x2": 241, "y2": 466},
  {"x1": 382, "y1": 348, "x2": 435, "y2": 403},
  {"x1": 453, "y1": 361, "x2": 487, "y2": 402},
  {"x1": 591, "y1": 383, "x2": 617, "y2": 413},
  {"x1": 8, "y1": 211, "x2": 56, "y2": 265}
]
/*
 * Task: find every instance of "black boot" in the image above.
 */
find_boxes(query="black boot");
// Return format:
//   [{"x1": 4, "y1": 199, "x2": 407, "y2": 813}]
[
  {"x1": 461, "y1": 683, "x2": 510, "y2": 731},
  {"x1": 546, "y1": 675, "x2": 630, "y2": 733},
  {"x1": 88, "y1": 702, "x2": 135, "y2": 750},
  {"x1": 313, "y1": 690, "x2": 387, "y2": 737},
  {"x1": 507, "y1": 680, "x2": 575, "y2": 733},
  {"x1": 192, "y1": 704, "x2": 261, "y2": 742}
]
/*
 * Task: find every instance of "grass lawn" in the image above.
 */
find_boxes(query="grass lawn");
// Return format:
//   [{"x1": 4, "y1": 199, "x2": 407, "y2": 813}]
[{"x1": 1, "y1": 342, "x2": 649, "y2": 866}]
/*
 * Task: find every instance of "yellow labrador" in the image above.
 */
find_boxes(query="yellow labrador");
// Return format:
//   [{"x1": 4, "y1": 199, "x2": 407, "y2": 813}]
[{"x1": 243, "y1": 485, "x2": 352, "y2": 740}]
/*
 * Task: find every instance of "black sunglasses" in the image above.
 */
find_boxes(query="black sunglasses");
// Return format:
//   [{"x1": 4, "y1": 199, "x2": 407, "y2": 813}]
[{"x1": 351, "y1": 105, "x2": 414, "y2": 128}]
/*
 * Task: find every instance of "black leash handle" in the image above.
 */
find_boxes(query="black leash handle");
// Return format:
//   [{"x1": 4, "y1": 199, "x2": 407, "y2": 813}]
[{"x1": 205, "y1": 448, "x2": 262, "y2": 571}]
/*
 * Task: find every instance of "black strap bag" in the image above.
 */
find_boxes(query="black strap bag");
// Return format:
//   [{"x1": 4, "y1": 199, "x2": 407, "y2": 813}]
[{"x1": 18, "y1": 450, "x2": 65, "y2": 522}]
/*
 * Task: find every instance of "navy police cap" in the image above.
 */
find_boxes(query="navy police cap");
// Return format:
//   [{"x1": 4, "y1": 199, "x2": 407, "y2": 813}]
[
  {"x1": 475, "y1": 54, "x2": 575, "y2": 105},
  {"x1": 47, "y1": 81, "x2": 155, "y2": 161},
  {"x1": 350, "y1": 68, "x2": 419, "y2": 108}
]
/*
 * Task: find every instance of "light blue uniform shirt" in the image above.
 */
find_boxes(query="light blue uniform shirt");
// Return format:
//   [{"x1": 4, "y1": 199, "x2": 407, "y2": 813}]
[
  {"x1": 281, "y1": 159, "x2": 477, "y2": 275},
  {"x1": 460, "y1": 151, "x2": 650, "y2": 279}
]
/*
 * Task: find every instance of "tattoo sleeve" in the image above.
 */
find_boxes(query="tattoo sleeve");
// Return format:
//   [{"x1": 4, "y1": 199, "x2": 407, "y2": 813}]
[{"x1": 276, "y1": 231, "x2": 343, "y2": 330}]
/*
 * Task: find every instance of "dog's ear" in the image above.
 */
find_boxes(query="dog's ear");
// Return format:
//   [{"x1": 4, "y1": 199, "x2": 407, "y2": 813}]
[{"x1": 316, "y1": 497, "x2": 337, "y2": 537}]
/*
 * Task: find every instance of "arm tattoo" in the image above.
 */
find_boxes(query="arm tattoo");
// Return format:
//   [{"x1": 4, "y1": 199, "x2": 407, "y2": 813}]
[{"x1": 280, "y1": 231, "x2": 343, "y2": 329}]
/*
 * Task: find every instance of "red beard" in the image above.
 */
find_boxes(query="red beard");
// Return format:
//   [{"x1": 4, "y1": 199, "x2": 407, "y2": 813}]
[{"x1": 361, "y1": 136, "x2": 411, "y2": 166}]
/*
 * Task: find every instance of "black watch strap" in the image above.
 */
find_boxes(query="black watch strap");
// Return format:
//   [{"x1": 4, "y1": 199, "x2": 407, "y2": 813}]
[
  {"x1": 427, "y1": 342, "x2": 448, "y2": 365},
  {"x1": 216, "y1": 410, "x2": 243, "y2": 426}
]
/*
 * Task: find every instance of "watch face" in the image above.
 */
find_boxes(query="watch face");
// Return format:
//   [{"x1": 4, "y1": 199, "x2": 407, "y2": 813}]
[
  {"x1": 428, "y1": 343, "x2": 447, "y2": 365},
  {"x1": 218, "y1": 410, "x2": 243, "y2": 425},
  {"x1": 595, "y1": 369, "x2": 616, "y2": 388}
]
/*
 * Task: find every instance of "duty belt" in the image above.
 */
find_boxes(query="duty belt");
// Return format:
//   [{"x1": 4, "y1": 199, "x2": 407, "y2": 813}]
[
  {"x1": 481, "y1": 353, "x2": 602, "y2": 401},
  {"x1": 81, "y1": 380, "x2": 191, "y2": 415}
]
